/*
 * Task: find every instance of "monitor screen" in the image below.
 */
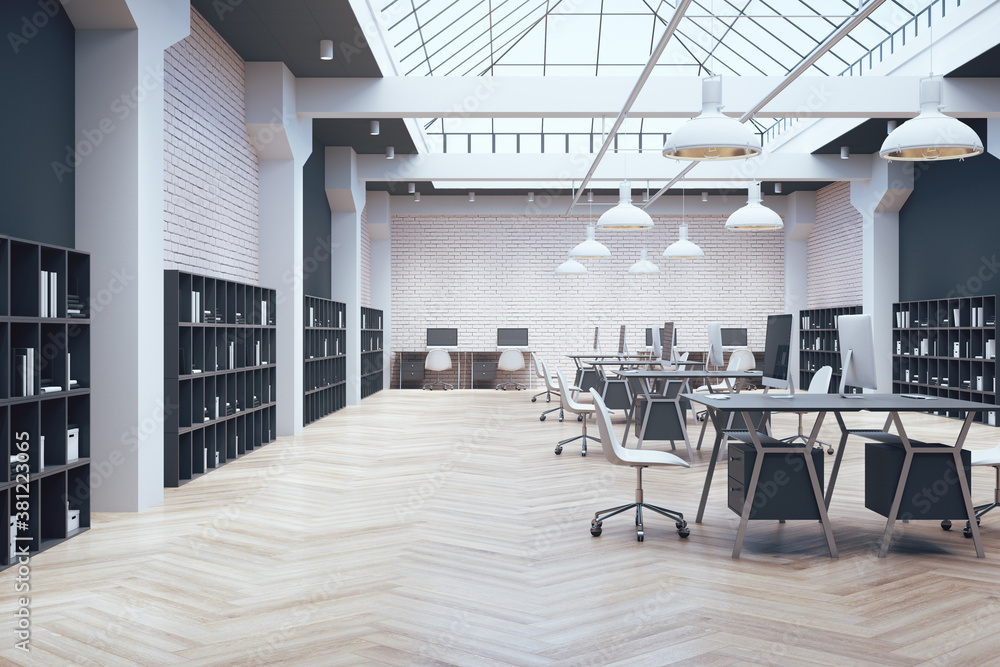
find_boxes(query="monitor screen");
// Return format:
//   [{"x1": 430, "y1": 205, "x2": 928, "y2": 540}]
[
  {"x1": 721, "y1": 328, "x2": 748, "y2": 347},
  {"x1": 660, "y1": 322, "x2": 674, "y2": 361},
  {"x1": 762, "y1": 314, "x2": 793, "y2": 390},
  {"x1": 618, "y1": 325, "x2": 626, "y2": 354},
  {"x1": 838, "y1": 314, "x2": 877, "y2": 394},
  {"x1": 427, "y1": 328, "x2": 458, "y2": 347},
  {"x1": 645, "y1": 328, "x2": 653, "y2": 347},
  {"x1": 707, "y1": 323, "x2": 724, "y2": 367},
  {"x1": 497, "y1": 328, "x2": 529, "y2": 347}
]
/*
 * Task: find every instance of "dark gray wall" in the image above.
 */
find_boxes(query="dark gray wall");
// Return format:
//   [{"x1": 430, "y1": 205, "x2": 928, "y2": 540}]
[
  {"x1": 303, "y1": 139, "x2": 332, "y2": 299},
  {"x1": 899, "y1": 151, "x2": 1000, "y2": 301},
  {"x1": 0, "y1": 0, "x2": 75, "y2": 247}
]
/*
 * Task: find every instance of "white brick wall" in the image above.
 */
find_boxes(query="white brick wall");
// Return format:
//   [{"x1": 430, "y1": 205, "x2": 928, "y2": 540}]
[
  {"x1": 361, "y1": 204, "x2": 372, "y2": 307},
  {"x1": 391, "y1": 213, "x2": 784, "y2": 381},
  {"x1": 808, "y1": 182, "x2": 862, "y2": 309},
  {"x1": 163, "y1": 7, "x2": 259, "y2": 282}
]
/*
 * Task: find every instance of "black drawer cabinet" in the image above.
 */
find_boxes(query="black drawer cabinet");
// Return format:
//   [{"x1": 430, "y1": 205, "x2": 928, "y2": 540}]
[
  {"x1": 473, "y1": 362, "x2": 496, "y2": 381},
  {"x1": 865, "y1": 442, "x2": 971, "y2": 520},
  {"x1": 400, "y1": 361, "x2": 424, "y2": 382},
  {"x1": 727, "y1": 442, "x2": 825, "y2": 520}
]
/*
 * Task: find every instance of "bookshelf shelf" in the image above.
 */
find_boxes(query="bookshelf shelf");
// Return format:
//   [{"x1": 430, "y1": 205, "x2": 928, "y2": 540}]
[
  {"x1": 0, "y1": 236, "x2": 91, "y2": 572},
  {"x1": 360, "y1": 307, "x2": 383, "y2": 400},
  {"x1": 799, "y1": 306, "x2": 863, "y2": 394},
  {"x1": 164, "y1": 271, "x2": 277, "y2": 487},
  {"x1": 892, "y1": 295, "x2": 998, "y2": 425},
  {"x1": 304, "y1": 296, "x2": 347, "y2": 425}
]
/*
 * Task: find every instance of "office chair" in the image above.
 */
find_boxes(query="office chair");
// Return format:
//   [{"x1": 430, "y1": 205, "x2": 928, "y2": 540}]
[
  {"x1": 552, "y1": 365, "x2": 600, "y2": 456},
  {"x1": 942, "y1": 443, "x2": 1000, "y2": 538},
  {"x1": 781, "y1": 366, "x2": 834, "y2": 453},
  {"x1": 496, "y1": 349, "x2": 526, "y2": 390},
  {"x1": 423, "y1": 348, "x2": 453, "y2": 390},
  {"x1": 538, "y1": 358, "x2": 565, "y2": 421},
  {"x1": 530, "y1": 353, "x2": 552, "y2": 403},
  {"x1": 588, "y1": 389, "x2": 690, "y2": 542}
]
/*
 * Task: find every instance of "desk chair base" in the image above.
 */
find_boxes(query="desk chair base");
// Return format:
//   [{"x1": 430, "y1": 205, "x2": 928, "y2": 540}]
[
  {"x1": 531, "y1": 389, "x2": 551, "y2": 403},
  {"x1": 497, "y1": 380, "x2": 526, "y2": 390},
  {"x1": 423, "y1": 380, "x2": 453, "y2": 390},
  {"x1": 539, "y1": 405, "x2": 563, "y2": 421},
  {"x1": 942, "y1": 465, "x2": 1000, "y2": 538},
  {"x1": 781, "y1": 434, "x2": 835, "y2": 455},
  {"x1": 589, "y1": 467, "x2": 689, "y2": 541},
  {"x1": 555, "y1": 413, "x2": 598, "y2": 456}
]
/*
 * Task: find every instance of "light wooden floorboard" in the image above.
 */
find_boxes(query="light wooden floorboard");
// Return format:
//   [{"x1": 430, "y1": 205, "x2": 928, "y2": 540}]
[{"x1": 3, "y1": 388, "x2": 1000, "y2": 665}]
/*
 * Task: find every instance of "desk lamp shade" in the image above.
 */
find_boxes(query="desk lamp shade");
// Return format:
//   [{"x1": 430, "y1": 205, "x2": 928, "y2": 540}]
[
  {"x1": 880, "y1": 78, "x2": 983, "y2": 161},
  {"x1": 597, "y1": 182, "x2": 653, "y2": 231},
  {"x1": 662, "y1": 77, "x2": 762, "y2": 161},
  {"x1": 628, "y1": 248, "x2": 660, "y2": 275},
  {"x1": 569, "y1": 225, "x2": 611, "y2": 259},
  {"x1": 725, "y1": 182, "x2": 783, "y2": 231}
]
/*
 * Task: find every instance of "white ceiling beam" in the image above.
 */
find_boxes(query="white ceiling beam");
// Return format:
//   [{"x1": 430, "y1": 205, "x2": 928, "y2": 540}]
[
  {"x1": 356, "y1": 152, "x2": 871, "y2": 183},
  {"x1": 294, "y1": 76, "x2": 1000, "y2": 119}
]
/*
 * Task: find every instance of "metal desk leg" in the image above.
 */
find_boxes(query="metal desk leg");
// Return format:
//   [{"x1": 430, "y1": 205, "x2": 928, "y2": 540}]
[
  {"x1": 877, "y1": 412, "x2": 914, "y2": 558},
  {"x1": 802, "y1": 412, "x2": 838, "y2": 558},
  {"x1": 732, "y1": 410, "x2": 766, "y2": 558},
  {"x1": 825, "y1": 412, "x2": 851, "y2": 508},
  {"x1": 952, "y1": 412, "x2": 985, "y2": 557},
  {"x1": 696, "y1": 406, "x2": 727, "y2": 524}
]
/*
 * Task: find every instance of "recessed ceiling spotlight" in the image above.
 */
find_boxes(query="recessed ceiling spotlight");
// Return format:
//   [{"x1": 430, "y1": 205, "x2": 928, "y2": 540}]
[
  {"x1": 701, "y1": 192, "x2": 708, "y2": 202},
  {"x1": 840, "y1": 146, "x2": 850, "y2": 160},
  {"x1": 469, "y1": 192, "x2": 475, "y2": 202},
  {"x1": 408, "y1": 183, "x2": 415, "y2": 194},
  {"x1": 774, "y1": 183, "x2": 782, "y2": 194},
  {"x1": 370, "y1": 121, "x2": 380, "y2": 136},
  {"x1": 386, "y1": 146, "x2": 395, "y2": 160},
  {"x1": 320, "y1": 40, "x2": 333, "y2": 60},
  {"x1": 527, "y1": 192, "x2": 534, "y2": 202}
]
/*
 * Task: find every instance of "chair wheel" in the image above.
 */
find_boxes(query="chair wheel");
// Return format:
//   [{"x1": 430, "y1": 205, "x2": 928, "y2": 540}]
[
  {"x1": 678, "y1": 528, "x2": 690, "y2": 538},
  {"x1": 676, "y1": 521, "x2": 687, "y2": 530},
  {"x1": 559, "y1": 416, "x2": 563, "y2": 422},
  {"x1": 964, "y1": 526, "x2": 974, "y2": 538},
  {"x1": 581, "y1": 448, "x2": 586, "y2": 457},
  {"x1": 531, "y1": 396, "x2": 537, "y2": 402},
  {"x1": 941, "y1": 520, "x2": 952, "y2": 530},
  {"x1": 577, "y1": 415, "x2": 583, "y2": 421},
  {"x1": 554, "y1": 446, "x2": 562, "y2": 455},
  {"x1": 540, "y1": 415, "x2": 546, "y2": 421},
  {"x1": 636, "y1": 530, "x2": 644, "y2": 542},
  {"x1": 546, "y1": 396, "x2": 551, "y2": 403},
  {"x1": 591, "y1": 521, "x2": 602, "y2": 537},
  {"x1": 827, "y1": 448, "x2": 834, "y2": 455}
]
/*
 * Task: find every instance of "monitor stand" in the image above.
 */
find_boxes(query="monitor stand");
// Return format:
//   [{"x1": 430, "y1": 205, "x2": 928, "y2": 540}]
[
  {"x1": 839, "y1": 349, "x2": 866, "y2": 398},
  {"x1": 766, "y1": 370, "x2": 796, "y2": 398}
]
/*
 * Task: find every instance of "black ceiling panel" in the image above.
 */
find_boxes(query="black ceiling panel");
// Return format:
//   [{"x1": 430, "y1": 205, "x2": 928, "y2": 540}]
[
  {"x1": 312, "y1": 119, "x2": 417, "y2": 155},
  {"x1": 365, "y1": 182, "x2": 830, "y2": 197},
  {"x1": 946, "y1": 43, "x2": 1000, "y2": 77}
]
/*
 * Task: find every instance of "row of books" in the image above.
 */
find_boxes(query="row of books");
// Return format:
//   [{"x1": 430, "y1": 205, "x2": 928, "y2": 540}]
[{"x1": 308, "y1": 307, "x2": 344, "y2": 328}]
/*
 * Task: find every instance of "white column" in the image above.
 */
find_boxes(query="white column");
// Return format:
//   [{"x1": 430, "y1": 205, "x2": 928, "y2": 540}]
[
  {"x1": 851, "y1": 160, "x2": 913, "y2": 392},
  {"x1": 326, "y1": 147, "x2": 366, "y2": 404},
  {"x1": 70, "y1": 0, "x2": 189, "y2": 511},
  {"x1": 246, "y1": 62, "x2": 313, "y2": 436},
  {"x1": 367, "y1": 191, "x2": 393, "y2": 389},
  {"x1": 783, "y1": 191, "x2": 815, "y2": 387}
]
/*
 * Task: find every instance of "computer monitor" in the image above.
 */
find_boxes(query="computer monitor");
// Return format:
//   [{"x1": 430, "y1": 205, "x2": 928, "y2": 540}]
[
  {"x1": 618, "y1": 325, "x2": 627, "y2": 355},
  {"x1": 762, "y1": 314, "x2": 794, "y2": 395},
  {"x1": 661, "y1": 322, "x2": 674, "y2": 362},
  {"x1": 838, "y1": 313, "x2": 877, "y2": 397},
  {"x1": 651, "y1": 327, "x2": 661, "y2": 358},
  {"x1": 721, "y1": 328, "x2": 748, "y2": 348},
  {"x1": 426, "y1": 328, "x2": 458, "y2": 348},
  {"x1": 707, "y1": 323, "x2": 724, "y2": 368},
  {"x1": 497, "y1": 328, "x2": 529, "y2": 348},
  {"x1": 645, "y1": 328, "x2": 653, "y2": 347}
]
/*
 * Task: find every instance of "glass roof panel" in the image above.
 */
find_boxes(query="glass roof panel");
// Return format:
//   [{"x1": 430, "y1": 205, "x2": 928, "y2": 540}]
[
  {"x1": 597, "y1": 15, "x2": 657, "y2": 65},
  {"x1": 545, "y1": 15, "x2": 602, "y2": 66}
]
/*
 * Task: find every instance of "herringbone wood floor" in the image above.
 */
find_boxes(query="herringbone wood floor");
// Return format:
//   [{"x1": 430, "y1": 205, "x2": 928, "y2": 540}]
[{"x1": 3, "y1": 388, "x2": 1000, "y2": 665}]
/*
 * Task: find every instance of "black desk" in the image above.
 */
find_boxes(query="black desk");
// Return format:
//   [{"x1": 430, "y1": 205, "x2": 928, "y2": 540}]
[
  {"x1": 685, "y1": 392, "x2": 992, "y2": 559},
  {"x1": 614, "y1": 369, "x2": 761, "y2": 460},
  {"x1": 566, "y1": 354, "x2": 653, "y2": 396}
]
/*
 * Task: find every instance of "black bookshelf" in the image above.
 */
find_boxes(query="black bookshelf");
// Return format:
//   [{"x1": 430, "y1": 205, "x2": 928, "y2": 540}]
[
  {"x1": 360, "y1": 307, "x2": 383, "y2": 400},
  {"x1": 2, "y1": 236, "x2": 91, "y2": 572},
  {"x1": 798, "y1": 305, "x2": 863, "y2": 394},
  {"x1": 892, "y1": 295, "x2": 998, "y2": 425},
  {"x1": 304, "y1": 296, "x2": 347, "y2": 425},
  {"x1": 163, "y1": 271, "x2": 277, "y2": 487}
]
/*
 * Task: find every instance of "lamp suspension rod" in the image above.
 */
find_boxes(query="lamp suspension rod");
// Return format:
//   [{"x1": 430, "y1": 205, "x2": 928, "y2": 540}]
[
  {"x1": 642, "y1": 0, "x2": 889, "y2": 209},
  {"x1": 566, "y1": 0, "x2": 693, "y2": 215}
]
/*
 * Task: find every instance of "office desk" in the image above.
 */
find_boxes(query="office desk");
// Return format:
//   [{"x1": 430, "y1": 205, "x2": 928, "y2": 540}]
[
  {"x1": 685, "y1": 392, "x2": 992, "y2": 558},
  {"x1": 566, "y1": 354, "x2": 653, "y2": 395},
  {"x1": 397, "y1": 350, "x2": 532, "y2": 389},
  {"x1": 614, "y1": 370, "x2": 761, "y2": 460}
]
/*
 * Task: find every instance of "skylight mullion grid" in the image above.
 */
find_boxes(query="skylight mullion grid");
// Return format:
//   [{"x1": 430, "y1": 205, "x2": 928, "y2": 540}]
[
  {"x1": 709, "y1": 0, "x2": 827, "y2": 74},
  {"x1": 691, "y1": 0, "x2": 758, "y2": 75},
  {"x1": 414, "y1": 5, "x2": 493, "y2": 75},
  {"x1": 462, "y1": 0, "x2": 554, "y2": 75},
  {"x1": 643, "y1": 0, "x2": 748, "y2": 75}
]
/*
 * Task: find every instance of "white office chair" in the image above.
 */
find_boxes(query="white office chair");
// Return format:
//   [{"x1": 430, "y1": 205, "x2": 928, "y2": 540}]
[
  {"x1": 530, "y1": 353, "x2": 553, "y2": 403},
  {"x1": 944, "y1": 443, "x2": 1000, "y2": 538},
  {"x1": 496, "y1": 349, "x2": 526, "y2": 390},
  {"x1": 782, "y1": 366, "x2": 834, "y2": 452},
  {"x1": 552, "y1": 365, "x2": 600, "y2": 456},
  {"x1": 535, "y1": 357, "x2": 565, "y2": 421},
  {"x1": 588, "y1": 389, "x2": 690, "y2": 542},
  {"x1": 423, "y1": 348, "x2": 453, "y2": 390}
]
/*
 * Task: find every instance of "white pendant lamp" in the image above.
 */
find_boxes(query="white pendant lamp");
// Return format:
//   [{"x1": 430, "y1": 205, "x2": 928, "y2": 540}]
[
  {"x1": 663, "y1": 225, "x2": 704, "y2": 259},
  {"x1": 725, "y1": 182, "x2": 783, "y2": 231},
  {"x1": 662, "y1": 77, "x2": 762, "y2": 161},
  {"x1": 597, "y1": 182, "x2": 653, "y2": 231},
  {"x1": 628, "y1": 248, "x2": 660, "y2": 275},
  {"x1": 569, "y1": 225, "x2": 610, "y2": 260},
  {"x1": 555, "y1": 253, "x2": 587, "y2": 276},
  {"x1": 880, "y1": 77, "x2": 983, "y2": 161}
]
